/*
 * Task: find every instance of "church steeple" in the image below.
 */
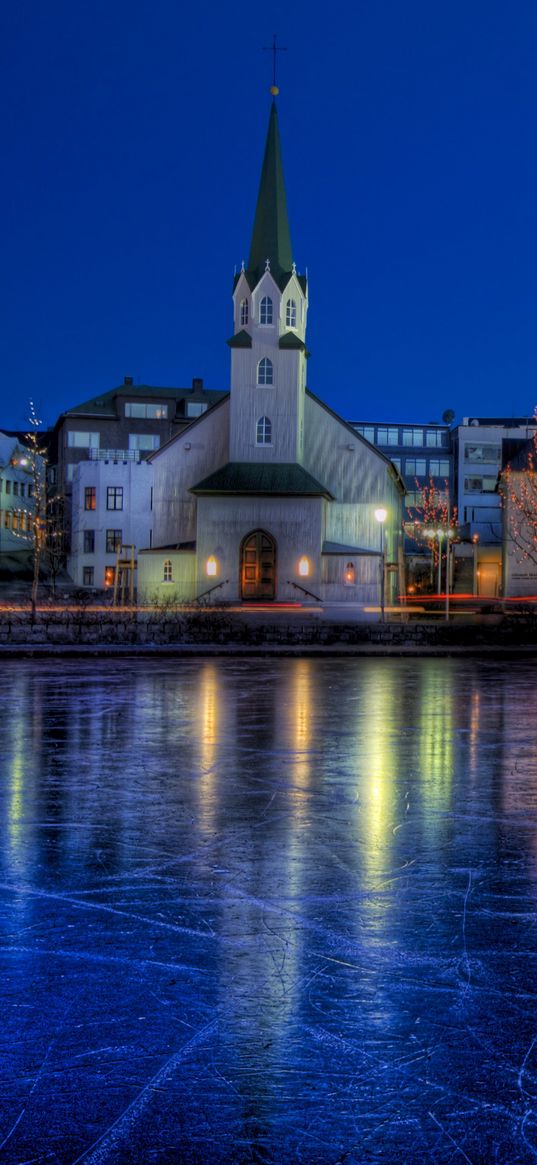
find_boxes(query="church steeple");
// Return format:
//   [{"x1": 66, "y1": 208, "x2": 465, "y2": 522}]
[{"x1": 246, "y1": 100, "x2": 293, "y2": 290}]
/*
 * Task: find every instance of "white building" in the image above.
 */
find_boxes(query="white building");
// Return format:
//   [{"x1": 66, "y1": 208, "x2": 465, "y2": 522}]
[
  {"x1": 455, "y1": 416, "x2": 536, "y2": 596},
  {"x1": 138, "y1": 99, "x2": 405, "y2": 606},
  {"x1": 68, "y1": 457, "x2": 153, "y2": 590}
]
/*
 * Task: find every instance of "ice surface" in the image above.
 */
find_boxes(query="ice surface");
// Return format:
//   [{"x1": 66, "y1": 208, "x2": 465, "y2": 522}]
[{"x1": 1, "y1": 657, "x2": 537, "y2": 1162}]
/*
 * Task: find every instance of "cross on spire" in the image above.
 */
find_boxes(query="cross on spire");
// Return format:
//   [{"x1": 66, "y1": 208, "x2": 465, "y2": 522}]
[{"x1": 264, "y1": 33, "x2": 287, "y2": 93}]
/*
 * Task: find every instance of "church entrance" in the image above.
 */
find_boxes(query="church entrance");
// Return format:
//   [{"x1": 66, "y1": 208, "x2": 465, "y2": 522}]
[{"x1": 240, "y1": 530, "x2": 277, "y2": 601}]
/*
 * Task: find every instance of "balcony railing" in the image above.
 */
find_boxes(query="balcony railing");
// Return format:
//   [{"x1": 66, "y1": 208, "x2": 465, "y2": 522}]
[{"x1": 89, "y1": 448, "x2": 140, "y2": 462}]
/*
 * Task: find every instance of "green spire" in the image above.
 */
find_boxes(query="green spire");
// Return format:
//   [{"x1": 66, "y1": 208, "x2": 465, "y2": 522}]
[{"x1": 246, "y1": 100, "x2": 293, "y2": 289}]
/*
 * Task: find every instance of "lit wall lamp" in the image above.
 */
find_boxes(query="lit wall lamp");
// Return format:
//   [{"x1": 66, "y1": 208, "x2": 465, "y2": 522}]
[
  {"x1": 206, "y1": 555, "x2": 217, "y2": 577},
  {"x1": 298, "y1": 556, "x2": 310, "y2": 577}
]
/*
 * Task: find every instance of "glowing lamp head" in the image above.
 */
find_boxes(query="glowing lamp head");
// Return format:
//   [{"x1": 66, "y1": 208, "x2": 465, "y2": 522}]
[
  {"x1": 298, "y1": 556, "x2": 309, "y2": 577},
  {"x1": 374, "y1": 507, "x2": 387, "y2": 524},
  {"x1": 206, "y1": 555, "x2": 217, "y2": 577}
]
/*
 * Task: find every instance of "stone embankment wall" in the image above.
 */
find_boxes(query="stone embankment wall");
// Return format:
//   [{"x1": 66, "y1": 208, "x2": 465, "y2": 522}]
[{"x1": 1, "y1": 609, "x2": 537, "y2": 651}]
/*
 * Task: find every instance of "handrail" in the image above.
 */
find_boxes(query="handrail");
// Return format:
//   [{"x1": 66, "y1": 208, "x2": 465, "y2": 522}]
[
  {"x1": 194, "y1": 578, "x2": 229, "y2": 604},
  {"x1": 287, "y1": 579, "x2": 322, "y2": 602}
]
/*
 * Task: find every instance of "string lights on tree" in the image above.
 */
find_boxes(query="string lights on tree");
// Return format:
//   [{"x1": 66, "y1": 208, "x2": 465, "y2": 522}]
[{"x1": 499, "y1": 419, "x2": 537, "y2": 564}]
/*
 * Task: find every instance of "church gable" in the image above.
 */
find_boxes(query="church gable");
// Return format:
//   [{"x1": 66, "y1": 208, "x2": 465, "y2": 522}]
[
  {"x1": 303, "y1": 392, "x2": 402, "y2": 504},
  {"x1": 151, "y1": 398, "x2": 230, "y2": 548}
]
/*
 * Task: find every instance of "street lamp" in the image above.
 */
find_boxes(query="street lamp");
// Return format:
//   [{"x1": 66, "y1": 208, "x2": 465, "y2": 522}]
[
  {"x1": 424, "y1": 525, "x2": 456, "y2": 619},
  {"x1": 374, "y1": 508, "x2": 387, "y2": 622}
]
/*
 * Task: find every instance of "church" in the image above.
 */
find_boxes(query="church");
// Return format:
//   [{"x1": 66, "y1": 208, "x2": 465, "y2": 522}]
[{"x1": 138, "y1": 97, "x2": 405, "y2": 606}]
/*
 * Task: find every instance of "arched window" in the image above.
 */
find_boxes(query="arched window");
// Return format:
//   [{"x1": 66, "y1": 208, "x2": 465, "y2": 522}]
[
  {"x1": 345, "y1": 562, "x2": 356, "y2": 586},
  {"x1": 256, "y1": 416, "x2": 272, "y2": 445},
  {"x1": 257, "y1": 357, "x2": 273, "y2": 385},
  {"x1": 260, "y1": 296, "x2": 273, "y2": 325},
  {"x1": 240, "y1": 298, "x2": 248, "y2": 326},
  {"x1": 286, "y1": 298, "x2": 297, "y2": 327},
  {"x1": 163, "y1": 559, "x2": 173, "y2": 583}
]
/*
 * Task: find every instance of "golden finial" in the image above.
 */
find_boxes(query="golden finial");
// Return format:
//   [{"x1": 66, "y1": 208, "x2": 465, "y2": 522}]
[{"x1": 270, "y1": 85, "x2": 279, "y2": 96}]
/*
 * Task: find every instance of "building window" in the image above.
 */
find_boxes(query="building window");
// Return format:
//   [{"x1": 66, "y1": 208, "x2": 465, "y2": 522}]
[
  {"x1": 260, "y1": 296, "x2": 273, "y2": 325},
  {"x1": 4, "y1": 511, "x2": 11, "y2": 528},
  {"x1": 125, "y1": 402, "x2": 168, "y2": 419},
  {"x1": 128, "y1": 434, "x2": 160, "y2": 451},
  {"x1": 5, "y1": 480, "x2": 11, "y2": 495},
  {"x1": 12, "y1": 511, "x2": 19, "y2": 530},
  {"x1": 464, "y1": 444, "x2": 501, "y2": 463},
  {"x1": 376, "y1": 427, "x2": 399, "y2": 446},
  {"x1": 67, "y1": 431, "x2": 100, "y2": 449},
  {"x1": 464, "y1": 476, "x2": 498, "y2": 493},
  {"x1": 106, "y1": 529, "x2": 122, "y2": 553},
  {"x1": 240, "y1": 298, "x2": 249, "y2": 326},
  {"x1": 85, "y1": 487, "x2": 96, "y2": 511},
  {"x1": 402, "y1": 428, "x2": 424, "y2": 447},
  {"x1": 186, "y1": 402, "x2": 207, "y2": 418},
  {"x1": 163, "y1": 559, "x2": 173, "y2": 582},
  {"x1": 83, "y1": 566, "x2": 94, "y2": 586},
  {"x1": 344, "y1": 562, "x2": 356, "y2": 585},
  {"x1": 405, "y1": 459, "x2": 427, "y2": 477},
  {"x1": 257, "y1": 358, "x2": 273, "y2": 385},
  {"x1": 104, "y1": 566, "x2": 115, "y2": 588},
  {"x1": 13, "y1": 482, "x2": 19, "y2": 496},
  {"x1": 28, "y1": 483, "x2": 34, "y2": 497},
  {"x1": 256, "y1": 416, "x2": 272, "y2": 444},
  {"x1": 47, "y1": 467, "x2": 57, "y2": 486},
  {"x1": 429, "y1": 459, "x2": 450, "y2": 478},
  {"x1": 354, "y1": 425, "x2": 375, "y2": 443},
  {"x1": 106, "y1": 487, "x2": 123, "y2": 510},
  {"x1": 83, "y1": 530, "x2": 95, "y2": 553},
  {"x1": 426, "y1": 429, "x2": 448, "y2": 448},
  {"x1": 20, "y1": 483, "x2": 25, "y2": 498},
  {"x1": 286, "y1": 298, "x2": 297, "y2": 327},
  {"x1": 390, "y1": 457, "x2": 401, "y2": 471}
]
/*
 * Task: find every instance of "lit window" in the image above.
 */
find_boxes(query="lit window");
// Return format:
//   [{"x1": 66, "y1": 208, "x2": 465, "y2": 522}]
[
  {"x1": 128, "y1": 434, "x2": 160, "y2": 451},
  {"x1": 206, "y1": 556, "x2": 217, "y2": 577},
  {"x1": 83, "y1": 566, "x2": 94, "y2": 586},
  {"x1": 104, "y1": 566, "x2": 115, "y2": 588},
  {"x1": 83, "y1": 530, "x2": 95, "y2": 553},
  {"x1": 240, "y1": 298, "x2": 249, "y2": 326},
  {"x1": 106, "y1": 487, "x2": 123, "y2": 511},
  {"x1": 106, "y1": 529, "x2": 122, "y2": 553},
  {"x1": 125, "y1": 402, "x2": 168, "y2": 419},
  {"x1": 256, "y1": 416, "x2": 272, "y2": 444},
  {"x1": 345, "y1": 562, "x2": 356, "y2": 585},
  {"x1": 257, "y1": 358, "x2": 273, "y2": 385},
  {"x1": 12, "y1": 511, "x2": 19, "y2": 530},
  {"x1": 286, "y1": 298, "x2": 297, "y2": 327},
  {"x1": 67, "y1": 431, "x2": 100, "y2": 448},
  {"x1": 84, "y1": 487, "x2": 96, "y2": 511},
  {"x1": 163, "y1": 559, "x2": 173, "y2": 582},
  {"x1": 260, "y1": 296, "x2": 273, "y2": 324},
  {"x1": 4, "y1": 511, "x2": 11, "y2": 528}
]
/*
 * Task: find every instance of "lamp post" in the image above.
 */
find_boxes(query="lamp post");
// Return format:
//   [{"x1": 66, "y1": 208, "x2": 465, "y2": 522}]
[
  {"x1": 374, "y1": 508, "x2": 387, "y2": 622},
  {"x1": 424, "y1": 525, "x2": 456, "y2": 619}
]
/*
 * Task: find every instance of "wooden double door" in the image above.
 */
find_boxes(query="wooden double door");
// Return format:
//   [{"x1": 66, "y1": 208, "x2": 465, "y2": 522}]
[{"x1": 241, "y1": 530, "x2": 276, "y2": 600}]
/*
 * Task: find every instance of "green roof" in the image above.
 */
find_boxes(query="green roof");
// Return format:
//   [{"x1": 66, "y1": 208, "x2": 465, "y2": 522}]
[
  {"x1": 226, "y1": 330, "x2": 252, "y2": 349},
  {"x1": 279, "y1": 332, "x2": 306, "y2": 350},
  {"x1": 246, "y1": 101, "x2": 294, "y2": 291},
  {"x1": 190, "y1": 461, "x2": 333, "y2": 499}
]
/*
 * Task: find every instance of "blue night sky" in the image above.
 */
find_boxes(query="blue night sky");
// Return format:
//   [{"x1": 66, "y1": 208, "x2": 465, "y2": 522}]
[{"x1": 1, "y1": 0, "x2": 536, "y2": 431}]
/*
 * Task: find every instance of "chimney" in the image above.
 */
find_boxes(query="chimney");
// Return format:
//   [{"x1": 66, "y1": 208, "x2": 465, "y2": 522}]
[
  {"x1": 124, "y1": 375, "x2": 133, "y2": 386},
  {"x1": 192, "y1": 377, "x2": 203, "y2": 391}
]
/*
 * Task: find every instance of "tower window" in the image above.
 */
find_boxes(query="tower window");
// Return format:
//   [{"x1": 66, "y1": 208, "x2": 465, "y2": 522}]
[
  {"x1": 257, "y1": 358, "x2": 273, "y2": 385},
  {"x1": 260, "y1": 296, "x2": 273, "y2": 325},
  {"x1": 240, "y1": 298, "x2": 249, "y2": 327},
  {"x1": 286, "y1": 298, "x2": 297, "y2": 327},
  {"x1": 256, "y1": 416, "x2": 272, "y2": 445}
]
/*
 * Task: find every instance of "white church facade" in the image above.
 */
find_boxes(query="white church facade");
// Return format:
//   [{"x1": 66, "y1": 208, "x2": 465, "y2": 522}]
[{"x1": 138, "y1": 100, "x2": 404, "y2": 606}]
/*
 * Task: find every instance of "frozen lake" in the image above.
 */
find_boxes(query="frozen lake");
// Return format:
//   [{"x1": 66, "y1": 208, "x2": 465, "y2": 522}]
[{"x1": 2, "y1": 657, "x2": 537, "y2": 1163}]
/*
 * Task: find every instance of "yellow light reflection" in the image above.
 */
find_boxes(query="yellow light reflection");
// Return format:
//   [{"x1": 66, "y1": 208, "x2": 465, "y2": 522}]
[
  {"x1": 357, "y1": 668, "x2": 397, "y2": 890},
  {"x1": 197, "y1": 662, "x2": 219, "y2": 831},
  {"x1": 418, "y1": 665, "x2": 454, "y2": 819}
]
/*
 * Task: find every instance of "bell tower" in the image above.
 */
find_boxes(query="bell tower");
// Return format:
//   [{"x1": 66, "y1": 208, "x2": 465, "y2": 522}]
[{"x1": 228, "y1": 97, "x2": 308, "y2": 465}]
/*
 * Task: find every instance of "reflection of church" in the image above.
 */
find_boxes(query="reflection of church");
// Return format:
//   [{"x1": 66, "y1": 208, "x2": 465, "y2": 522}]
[{"x1": 138, "y1": 98, "x2": 404, "y2": 605}]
